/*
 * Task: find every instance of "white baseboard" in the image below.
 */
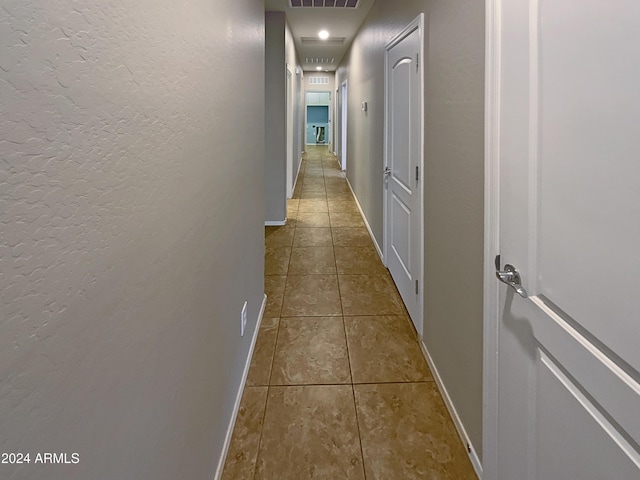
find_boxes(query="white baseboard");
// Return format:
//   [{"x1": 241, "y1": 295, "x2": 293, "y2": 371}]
[
  {"x1": 265, "y1": 220, "x2": 287, "y2": 226},
  {"x1": 419, "y1": 340, "x2": 483, "y2": 479},
  {"x1": 345, "y1": 178, "x2": 383, "y2": 261},
  {"x1": 214, "y1": 294, "x2": 267, "y2": 480}
]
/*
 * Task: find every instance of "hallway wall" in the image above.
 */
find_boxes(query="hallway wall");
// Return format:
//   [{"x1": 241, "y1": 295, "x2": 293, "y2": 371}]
[
  {"x1": 335, "y1": 0, "x2": 485, "y2": 463},
  {"x1": 265, "y1": 12, "x2": 303, "y2": 224},
  {"x1": 0, "y1": 1, "x2": 265, "y2": 479}
]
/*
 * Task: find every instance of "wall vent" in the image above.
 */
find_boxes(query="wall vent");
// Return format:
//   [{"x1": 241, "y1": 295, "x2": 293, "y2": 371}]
[
  {"x1": 290, "y1": 0, "x2": 359, "y2": 7},
  {"x1": 309, "y1": 77, "x2": 330, "y2": 85}
]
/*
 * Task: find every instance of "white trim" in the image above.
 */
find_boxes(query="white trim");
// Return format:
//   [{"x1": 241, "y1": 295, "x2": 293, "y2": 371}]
[
  {"x1": 264, "y1": 220, "x2": 287, "y2": 227},
  {"x1": 420, "y1": 340, "x2": 483, "y2": 479},
  {"x1": 340, "y1": 79, "x2": 348, "y2": 172},
  {"x1": 383, "y1": 14, "x2": 425, "y2": 339},
  {"x1": 214, "y1": 294, "x2": 267, "y2": 480},
  {"x1": 346, "y1": 178, "x2": 383, "y2": 261},
  {"x1": 482, "y1": 0, "x2": 501, "y2": 478}
]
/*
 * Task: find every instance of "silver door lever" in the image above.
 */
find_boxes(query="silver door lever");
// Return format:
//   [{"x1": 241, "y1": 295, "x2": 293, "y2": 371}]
[{"x1": 495, "y1": 255, "x2": 527, "y2": 298}]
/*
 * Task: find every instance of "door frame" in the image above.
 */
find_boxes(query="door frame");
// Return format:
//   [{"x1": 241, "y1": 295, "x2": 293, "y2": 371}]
[
  {"x1": 340, "y1": 80, "x2": 348, "y2": 171},
  {"x1": 286, "y1": 65, "x2": 294, "y2": 198},
  {"x1": 483, "y1": 1, "x2": 503, "y2": 477},
  {"x1": 382, "y1": 14, "x2": 425, "y2": 338},
  {"x1": 305, "y1": 90, "x2": 332, "y2": 146}
]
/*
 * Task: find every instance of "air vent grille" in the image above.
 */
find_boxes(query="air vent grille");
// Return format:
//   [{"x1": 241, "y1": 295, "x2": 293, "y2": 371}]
[
  {"x1": 305, "y1": 57, "x2": 336, "y2": 65},
  {"x1": 309, "y1": 77, "x2": 330, "y2": 85},
  {"x1": 290, "y1": 0, "x2": 359, "y2": 7}
]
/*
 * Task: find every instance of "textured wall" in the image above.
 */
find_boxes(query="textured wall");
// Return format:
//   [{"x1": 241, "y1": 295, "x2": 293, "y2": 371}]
[
  {"x1": 335, "y1": 0, "x2": 485, "y2": 460},
  {"x1": 265, "y1": 12, "x2": 287, "y2": 223},
  {"x1": 265, "y1": 12, "x2": 304, "y2": 222},
  {"x1": 0, "y1": 1, "x2": 265, "y2": 479}
]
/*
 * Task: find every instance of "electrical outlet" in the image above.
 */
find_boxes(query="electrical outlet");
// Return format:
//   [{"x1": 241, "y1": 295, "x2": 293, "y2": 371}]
[{"x1": 240, "y1": 301, "x2": 247, "y2": 337}]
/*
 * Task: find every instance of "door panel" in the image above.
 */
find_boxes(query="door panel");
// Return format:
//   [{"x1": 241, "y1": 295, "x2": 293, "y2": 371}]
[
  {"x1": 495, "y1": 0, "x2": 640, "y2": 478},
  {"x1": 385, "y1": 24, "x2": 421, "y2": 332},
  {"x1": 391, "y1": 193, "x2": 411, "y2": 277}
]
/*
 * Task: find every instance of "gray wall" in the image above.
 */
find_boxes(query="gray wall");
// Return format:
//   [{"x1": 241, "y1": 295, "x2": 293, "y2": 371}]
[
  {"x1": 265, "y1": 12, "x2": 303, "y2": 223},
  {"x1": 265, "y1": 12, "x2": 287, "y2": 224},
  {"x1": 0, "y1": 1, "x2": 265, "y2": 479},
  {"x1": 335, "y1": 0, "x2": 485, "y2": 459}
]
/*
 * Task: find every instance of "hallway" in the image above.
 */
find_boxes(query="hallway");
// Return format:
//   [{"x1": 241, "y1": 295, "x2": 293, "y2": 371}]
[{"x1": 222, "y1": 146, "x2": 476, "y2": 479}]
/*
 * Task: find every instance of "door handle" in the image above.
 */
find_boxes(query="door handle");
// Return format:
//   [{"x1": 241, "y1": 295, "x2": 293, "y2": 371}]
[
  {"x1": 384, "y1": 166, "x2": 391, "y2": 177},
  {"x1": 495, "y1": 255, "x2": 527, "y2": 298}
]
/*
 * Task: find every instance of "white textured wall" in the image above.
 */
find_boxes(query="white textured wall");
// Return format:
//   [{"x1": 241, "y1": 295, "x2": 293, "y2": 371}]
[
  {"x1": 0, "y1": 1, "x2": 265, "y2": 479},
  {"x1": 335, "y1": 0, "x2": 485, "y2": 459}
]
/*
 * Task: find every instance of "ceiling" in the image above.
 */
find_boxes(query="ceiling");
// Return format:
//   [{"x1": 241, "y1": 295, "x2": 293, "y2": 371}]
[{"x1": 264, "y1": 0, "x2": 376, "y2": 72}]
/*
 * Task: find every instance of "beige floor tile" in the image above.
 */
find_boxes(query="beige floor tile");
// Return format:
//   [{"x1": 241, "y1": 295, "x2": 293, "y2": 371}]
[
  {"x1": 354, "y1": 383, "x2": 477, "y2": 480},
  {"x1": 338, "y1": 275, "x2": 404, "y2": 316},
  {"x1": 298, "y1": 199, "x2": 329, "y2": 212},
  {"x1": 293, "y1": 227, "x2": 333, "y2": 247},
  {"x1": 296, "y1": 211, "x2": 330, "y2": 228},
  {"x1": 344, "y1": 316, "x2": 432, "y2": 383},
  {"x1": 332, "y1": 227, "x2": 374, "y2": 247},
  {"x1": 328, "y1": 199, "x2": 359, "y2": 213},
  {"x1": 330, "y1": 211, "x2": 365, "y2": 228},
  {"x1": 282, "y1": 275, "x2": 342, "y2": 316},
  {"x1": 334, "y1": 246, "x2": 386, "y2": 274},
  {"x1": 246, "y1": 318, "x2": 279, "y2": 386},
  {"x1": 255, "y1": 385, "x2": 365, "y2": 480},
  {"x1": 221, "y1": 386, "x2": 268, "y2": 480},
  {"x1": 265, "y1": 226, "x2": 294, "y2": 248},
  {"x1": 265, "y1": 246, "x2": 291, "y2": 275},
  {"x1": 264, "y1": 293, "x2": 283, "y2": 318},
  {"x1": 265, "y1": 275, "x2": 287, "y2": 296},
  {"x1": 287, "y1": 198, "x2": 300, "y2": 214},
  {"x1": 288, "y1": 246, "x2": 336, "y2": 274},
  {"x1": 264, "y1": 276, "x2": 286, "y2": 318},
  {"x1": 326, "y1": 186, "x2": 352, "y2": 196},
  {"x1": 300, "y1": 190, "x2": 327, "y2": 200},
  {"x1": 271, "y1": 317, "x2": 351, "y2": 385}
]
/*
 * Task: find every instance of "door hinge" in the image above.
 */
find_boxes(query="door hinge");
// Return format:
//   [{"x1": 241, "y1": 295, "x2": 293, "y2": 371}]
[
  {"x1": 415, "y1": 279, "x2": 419, "y2": 295},
  {"x1": 416, "y1": 53, "x2": 419, "y2": 71},
  {"x1": 416, "y1": 165, "x2": 419, "y2": 182}
]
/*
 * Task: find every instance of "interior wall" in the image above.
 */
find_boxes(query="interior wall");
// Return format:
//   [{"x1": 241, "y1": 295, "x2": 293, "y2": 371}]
[
  {"x1": 0, "y1": 1, "x2": 265, "y2": 479},
  {"x1": 335, "y1": 0, "x2": 485, "y2": 460},
  {"x1": 265, "y1": 12, "x2": 287, "y2": 223},
  {"x1": 285, "y1": 19, "x2": 304, "y2": 188},
  {"x1": 265, "y1": 12, "x2": 303, "y2": 222}
]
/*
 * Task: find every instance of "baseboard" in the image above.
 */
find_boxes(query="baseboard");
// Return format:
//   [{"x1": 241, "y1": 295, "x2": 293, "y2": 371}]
[
  {"x1": 213, "y1": 294, "x2": 267, "y2": 480},
  {"x1": 419, "y1": 340, "x2": 483, "y2": 479},
  {"x1": 265, "y1": 220, "x2": 287, "y2": 227},
  {"x1": 345, "y1": 178, "x2": 384, "y2": 261}
]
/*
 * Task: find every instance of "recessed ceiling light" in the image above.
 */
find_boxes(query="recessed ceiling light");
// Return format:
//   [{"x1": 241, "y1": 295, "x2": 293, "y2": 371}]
[
  {"x1": 316, "y1": 66, "x2": 323, "y2": 71},
  {"x1": 318, "y1": 30, "x2": 330, "y2": 40}
]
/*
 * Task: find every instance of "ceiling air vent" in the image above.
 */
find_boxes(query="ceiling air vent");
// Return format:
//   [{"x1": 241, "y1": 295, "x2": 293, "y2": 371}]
[
  {"x1": 290, "y1": 0, "x2": 359, "y2": 7},
  {"x1": 309, "y1": 77, "x2": 330, "y2": 85},
  {"x1": 305, "y1": 57, "x2": 336, "y2": 65}
]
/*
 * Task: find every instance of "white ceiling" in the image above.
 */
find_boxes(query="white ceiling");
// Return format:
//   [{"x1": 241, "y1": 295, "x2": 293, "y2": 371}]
[{"x1": 264, "y1": 0, "x2": 375, "y2": 72}]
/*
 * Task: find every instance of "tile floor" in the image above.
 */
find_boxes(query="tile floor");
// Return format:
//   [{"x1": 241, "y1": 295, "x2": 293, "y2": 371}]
[{"x1": 221, "y1": 146, "x2": 477, "y2": 479}]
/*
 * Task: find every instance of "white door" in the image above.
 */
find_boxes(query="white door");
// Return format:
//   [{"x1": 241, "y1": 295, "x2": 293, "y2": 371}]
[
  {"x1": 384, "y1": 16, "x2": 423, "y2": 335},
  {"x1": 488, "y1": 1, "x2": 640, "y2": 478}
]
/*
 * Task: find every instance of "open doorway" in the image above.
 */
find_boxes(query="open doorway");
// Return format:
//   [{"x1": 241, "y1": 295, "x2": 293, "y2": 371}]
[{"x1": 305, "y1": 91, "x2": 331, "y2": 146}]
